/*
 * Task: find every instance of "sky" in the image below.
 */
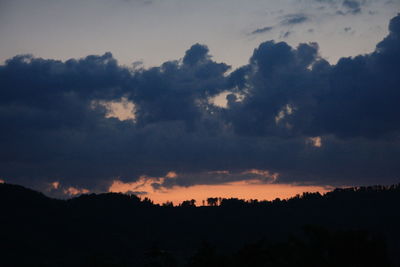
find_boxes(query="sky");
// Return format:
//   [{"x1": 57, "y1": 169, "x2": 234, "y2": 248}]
[
  {"x1": 1, "y1": 0, "x2": 398, "y2": 67},
  {"x1": 0, "y1": 0, "x2": 400, "y2": 204}
]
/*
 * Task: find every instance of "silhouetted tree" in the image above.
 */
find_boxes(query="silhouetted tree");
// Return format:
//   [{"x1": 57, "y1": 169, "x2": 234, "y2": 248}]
[
  {"x1": 180, "y1": 199, "x2": 196, "y2": 207},
  {"x1": 207, "y1": 197, "x2": 218, "y2": 206},
  {"x1": 162, "y1": 201, "x2": 174, "y2": 207}
]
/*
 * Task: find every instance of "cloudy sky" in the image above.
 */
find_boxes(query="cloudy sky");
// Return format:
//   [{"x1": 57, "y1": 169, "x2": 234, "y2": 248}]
[
  {"x1": 1, "y1": 0, "x2": 398, "y2": 67},
  {"x1": 1, "y1": 0, "x2": 399, "y2": 203}
]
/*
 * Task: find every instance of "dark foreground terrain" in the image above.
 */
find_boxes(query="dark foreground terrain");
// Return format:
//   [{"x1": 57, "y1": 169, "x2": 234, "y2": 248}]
[{"x1": 1, "y1": 183, "x2": 399, "y2": 267}]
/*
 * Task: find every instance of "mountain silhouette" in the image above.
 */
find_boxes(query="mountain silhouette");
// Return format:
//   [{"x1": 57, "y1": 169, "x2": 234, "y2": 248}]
[{"x1": 0, "y1": 183, "x2": 399, "y2": 266}]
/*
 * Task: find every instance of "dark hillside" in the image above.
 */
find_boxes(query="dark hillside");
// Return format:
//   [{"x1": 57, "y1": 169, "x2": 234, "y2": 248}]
[{"x1": 0, "y1": 183, "x2": 399, "y2": 266}]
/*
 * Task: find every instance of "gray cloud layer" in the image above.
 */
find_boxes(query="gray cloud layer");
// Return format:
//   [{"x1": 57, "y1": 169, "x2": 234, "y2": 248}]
[{"x1": 1, "y1": 15, "x2": 400, "y2": 193}]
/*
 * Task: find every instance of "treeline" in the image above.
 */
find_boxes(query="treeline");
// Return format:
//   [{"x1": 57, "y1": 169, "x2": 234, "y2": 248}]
[
  {"x1": 0, "y1": 183, "x2": 400, "y2": 266},
  {"x1": 2, "y1": 182, "x2": 399, "y2": 209},
  {"x1": 169, "y1": 184, "x2": 400, "y2": 208}
]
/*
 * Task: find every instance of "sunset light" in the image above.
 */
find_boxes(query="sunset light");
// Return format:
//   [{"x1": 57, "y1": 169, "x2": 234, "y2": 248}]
[{"x1": 1, "y1": 1, "x2": 400, "y2": 265}]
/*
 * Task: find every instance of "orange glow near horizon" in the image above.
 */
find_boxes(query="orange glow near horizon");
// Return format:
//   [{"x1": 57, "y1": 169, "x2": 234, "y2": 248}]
[
  {"x1": 109, "y1": 179, "x2": 331, "y2": 206},
  {"x1": 51, "y1": 181, "x2": 60, "y2": 189},
  {"x1": 64, "y1": 186, "x2": 90, "y2": 196}
]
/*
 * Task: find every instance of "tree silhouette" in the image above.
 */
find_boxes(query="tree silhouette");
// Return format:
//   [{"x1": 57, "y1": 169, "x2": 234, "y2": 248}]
[
  {"x1": 206, "y1": 197, "x2": 218, "y2": 206},
  {"x1": 180, "y1": 199, "x2": 196, "y2": 207},
  {"x1": 162, "y1": 201, "x2": 174, "y2": 207}
]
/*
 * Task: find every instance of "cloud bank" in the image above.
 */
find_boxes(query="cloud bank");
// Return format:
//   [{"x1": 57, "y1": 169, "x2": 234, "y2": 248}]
[{"x1": 1, "y1": 15, "x2": 400, "y2": 195}]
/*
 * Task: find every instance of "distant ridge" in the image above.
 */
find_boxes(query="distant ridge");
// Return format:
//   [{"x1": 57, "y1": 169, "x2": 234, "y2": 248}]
[
  {"x1": 0, "y1": 182, "x2": 399, "y2": 266},
  {"x1": 0, "y1": 183, "x2": 51, "y2": 205}
]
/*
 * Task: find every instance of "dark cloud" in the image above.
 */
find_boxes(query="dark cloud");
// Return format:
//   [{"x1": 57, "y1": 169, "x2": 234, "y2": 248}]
[
  {"x1": 342, "y1": 0, "x2": 362, "y2": 14},
  {"x1": 1, "y1": 15, "x2": 400, "y2": 194},
  {"x1": 228, "y1": 13, "x2": 400, "y2": 140},
  {"x1": 182, "y1": 43, "x2": 210, "y2": 66},
  {"x1": 251, "y1": 26, "x2": 274, "y2": 35},
  {"x1": 280, "y1": 14, "x2": 310, "y2": 26},
  {"x1": 344, "y1": 26, "x2": 352, "y2": 32},
  {"x1": 309, "y1": 13, "x2": 400, "y2": 138},
  {"x1": 282, "y1": 31, "x2": 292, "y2": 38},
  {"x1": 130, "y1": 43, "x2": 230, "y2": 127},
  {"x1": 156, "y1": 170, "x2": 278, "y2": 189}
]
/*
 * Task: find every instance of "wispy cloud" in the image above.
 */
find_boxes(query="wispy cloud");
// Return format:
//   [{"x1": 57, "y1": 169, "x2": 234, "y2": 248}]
[
  {"x1": 251, "y1": 26, "x2": 274, "y2": 35},
  {"x1": 280, "y1": 14, "x2": 310, "y2": 25}
]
